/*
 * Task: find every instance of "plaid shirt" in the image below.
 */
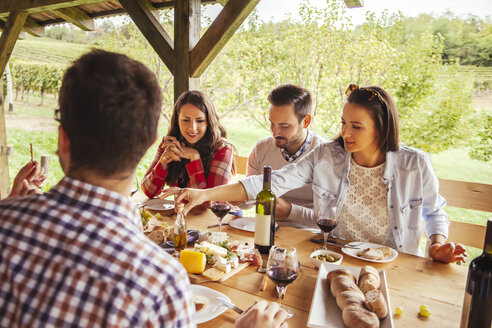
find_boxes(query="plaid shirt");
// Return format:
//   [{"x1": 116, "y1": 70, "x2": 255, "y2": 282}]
[
  {"x1": 142, "y1": 139, "x2": 234, "y2": 198},
  {"x1": 0, "y1": 177, "x2": 195, "y2": 328},
  {"x1": 280, "y1": 130, "x2": 313, "y2": 162}
]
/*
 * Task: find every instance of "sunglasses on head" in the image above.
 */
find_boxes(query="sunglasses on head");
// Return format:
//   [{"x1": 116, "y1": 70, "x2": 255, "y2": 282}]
[
  {"x1": 345, "y1": 84, "x2": 384, "y2": 104},
  {"x1": 54, "y1": 108, "x2": 61, "y2": 122}
]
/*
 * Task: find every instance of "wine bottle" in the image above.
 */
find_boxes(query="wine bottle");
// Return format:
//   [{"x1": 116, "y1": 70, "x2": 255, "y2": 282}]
[
  {"x1": 254, "y1": 166, "x2": 277, "y2": 254},
  {"x1": 460, "y1": 218, "x2": 492, "y2": 328}
]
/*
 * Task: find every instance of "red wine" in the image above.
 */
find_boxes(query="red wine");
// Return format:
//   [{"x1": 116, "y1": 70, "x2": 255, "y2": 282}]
[
  {"x1": 267, "y1": 267, "x2": 298, "y2": 287},
  {"x1": 255, "y1": 166, "x2": 276, "y2": 254},
  {"x1": 210, "y1": 203, "x2": 231, "y2": 219},
  {"x1": 317, "y1": 219, "x2": 338, "y2": 233},
  {"x1": 460, "y1": 219, "x2": 492, "y2": 328}
]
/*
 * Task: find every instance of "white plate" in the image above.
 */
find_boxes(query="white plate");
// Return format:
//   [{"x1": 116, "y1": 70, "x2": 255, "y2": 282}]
[
  {"x1": 307, "y1": 262, "x2": 394, "y2": 328},
  {"x1": 191, "y1": 285, "x2": 230, "y2": 324},
  {"x1": 142, "y1": 198, "x2": 174, "y2": 211},
  {"x1": 228, "y1": 216, "x2": 278, "y2": 232},
  {"x1": 341, "y1": 242, "x2": 398, "y2": 263}
]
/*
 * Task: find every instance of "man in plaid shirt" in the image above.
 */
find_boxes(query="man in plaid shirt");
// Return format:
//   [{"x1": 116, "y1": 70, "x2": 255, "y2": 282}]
[
  {"x1": 0, "y1": 50, "x2": 289, "y2": 328},
  {"x1": 0, "y1": 50, "x2": 194, "y2": 327}
]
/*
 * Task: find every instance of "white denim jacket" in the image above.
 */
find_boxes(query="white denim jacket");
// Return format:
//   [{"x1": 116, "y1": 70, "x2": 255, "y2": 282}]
[{"x1": 240, "y1": 141, "x2": 450, "y2": 256}]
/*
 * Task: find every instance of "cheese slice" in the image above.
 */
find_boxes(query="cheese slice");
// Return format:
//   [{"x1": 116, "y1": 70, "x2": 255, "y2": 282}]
[
  {"x1": 200, "y1": 241, "x2": 228, "y2": 257},
  {"x1": 179, "y1": 250, "x2": 207, "y2": 274}
]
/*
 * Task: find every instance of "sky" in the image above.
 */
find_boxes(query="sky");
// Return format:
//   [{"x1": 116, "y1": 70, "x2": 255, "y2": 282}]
[{"x1": 203, "y1": 0, "x2": 492, "y2": 25}]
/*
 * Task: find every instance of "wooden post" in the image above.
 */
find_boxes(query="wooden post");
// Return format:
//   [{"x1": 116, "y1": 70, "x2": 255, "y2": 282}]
[
  {"x1": 41, "y1": 155, "x2": 50, "y2": 178},
  {"x1": 0, "y1": 10, "x2": 27, "y2": 77},
  {"x1": 174, "y1": 0, "x2": 201, "y2": 104},
  {"x1": 0, "y1": 78, "x2": 10, "y2": 199}
]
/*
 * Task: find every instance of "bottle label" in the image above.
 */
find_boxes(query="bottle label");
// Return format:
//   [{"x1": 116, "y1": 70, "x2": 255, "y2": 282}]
[
  {"x1": 255, "y1": 214, "x2": 271, "y2": 246},
  {"x1": 460, "y1": 291, "x2": 472, "y2": 328}
]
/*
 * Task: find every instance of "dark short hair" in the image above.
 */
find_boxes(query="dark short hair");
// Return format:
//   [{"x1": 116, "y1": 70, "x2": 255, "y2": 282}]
[
  {"x1": 166, "y1": 90, "x2": 232, "y2": 185},
  {"x1": 335, "y1": 85, "x2": 399, "y2": 153},
  {"x1": 267, "y1": 84, "x2": 312, "y2": 122},
  {"x1": 58, "y1": 49, "x2": 162, "y2": 175}
]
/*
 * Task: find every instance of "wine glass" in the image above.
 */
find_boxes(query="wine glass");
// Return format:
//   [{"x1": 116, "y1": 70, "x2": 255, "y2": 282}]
[
  {"x1": 316, "y1": 202, "x2": 338, "y2": 249},
  {"x1": 210, "y1": 201, "x2": 231, "y2": 231},
  {"x1": 267, "y1": 245, "x2": 299, "y2": 318},
  {"x1": 130, "y1": 176, "x2": 139, "y2": 198}
]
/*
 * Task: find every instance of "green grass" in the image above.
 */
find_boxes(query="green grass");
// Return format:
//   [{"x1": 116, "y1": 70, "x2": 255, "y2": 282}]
[{"x1": 11, "y1": 35, "x2": 92, "y2": 65}]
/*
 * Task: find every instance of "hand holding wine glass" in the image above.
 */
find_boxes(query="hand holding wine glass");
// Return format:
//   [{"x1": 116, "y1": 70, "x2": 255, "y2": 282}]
[
  {"x1": 266, "y1": 245, "x2": 299, "y2": 318},
  {"x1": 316, "y1": 202, "x2": 338, "y2": 250},
  {"x1": 210, "y1": 201, "x2": 231, "y2": 231}
]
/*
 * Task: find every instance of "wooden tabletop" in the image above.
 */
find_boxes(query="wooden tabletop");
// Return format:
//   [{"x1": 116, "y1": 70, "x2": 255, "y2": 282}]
[{"x1": 149, "y1": 206, "x2": 468, "y2": 328}]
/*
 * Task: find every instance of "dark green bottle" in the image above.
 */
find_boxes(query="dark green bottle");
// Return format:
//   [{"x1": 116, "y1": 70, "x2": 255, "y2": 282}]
[
  {"x1": 460, "y1": 218, "x2": 492, "y2": 328},
  {"x1": 254, "y1": 166, "x2": 277, "y2": 254}
]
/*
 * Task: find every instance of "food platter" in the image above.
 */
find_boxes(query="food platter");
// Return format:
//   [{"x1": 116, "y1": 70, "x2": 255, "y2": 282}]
[
  {"x1": 341, "y1": 242, "x2": 398, "y2": 263},
  {"x1": 307, "y1": 263, "x2": 394, "y2": 328},
  {"x1": 142, "y1": 198, "x2": 174, "y2": 211},
  {"x1": 190, "y1": 285, "x2": 229, "y2": 324},
  {"x1": 228, "y1": 217, "x2": 279, "y2": 232}
]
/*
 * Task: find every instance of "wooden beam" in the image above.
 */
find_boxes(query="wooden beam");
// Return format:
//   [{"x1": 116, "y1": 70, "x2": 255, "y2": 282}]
[
  {"x1": 0, "y1": 76, "x2": 10, "y2": 199},
  {"x1": 190, "y1": 0, "x2": 260, "y2": 77},
  {"x1": 0, "y1": 11, "x2": 28, "y2": 77},
  {"x1": 53, "y1": 7, "x2": 94, "y2": 31},
  {"x1": 448, "y1": 220, "x2": 486, "y2": 249},
  {"x1": 24, "y1": 17, "x2": 45, "y2": 36},
  {"x1": 439, "y1": 178, "x2": 492, "y2": 213},
  {"x1": 119, "y1": 0, "x2": 175, "y2": 75},
  {"x1": 0, "y1": 0, "x2": 104, "y2": 16},
  {"x1": 216, "y1": 0, "x2": 228, "y2": 6},
  {"x1": 174, "y1": 0, "x2": 201, "y2": 103},
  {"x1": 0, "y1": 16, "x2": 44, "y2": 37}
]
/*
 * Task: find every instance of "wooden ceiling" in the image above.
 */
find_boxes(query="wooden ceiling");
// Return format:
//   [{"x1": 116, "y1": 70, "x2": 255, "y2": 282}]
[{"x1": 0, "y1": 1, "x2": 218, "y2": 36}]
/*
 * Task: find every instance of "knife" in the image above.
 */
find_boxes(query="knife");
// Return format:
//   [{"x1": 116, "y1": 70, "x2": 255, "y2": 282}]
[{"x1": 217, "y1": 297, "x2": 243, "y2": 314}]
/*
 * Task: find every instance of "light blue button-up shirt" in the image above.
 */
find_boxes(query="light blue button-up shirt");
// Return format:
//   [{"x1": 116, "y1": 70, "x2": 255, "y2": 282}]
[{"x1": 240, "y1": 141, "x2": 450, "y2": 256}]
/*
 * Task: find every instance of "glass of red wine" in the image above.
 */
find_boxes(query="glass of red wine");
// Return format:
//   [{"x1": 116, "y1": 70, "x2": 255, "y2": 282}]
[
  {"x1": 316, "y1": 204, "x2": 338, "y2": 249},
  {"x1": 267, "y1": 245, "x2": 299, "y2": 318},
  {"x1": 210, "y1": 201, "x2": 231, "y2": 231}
]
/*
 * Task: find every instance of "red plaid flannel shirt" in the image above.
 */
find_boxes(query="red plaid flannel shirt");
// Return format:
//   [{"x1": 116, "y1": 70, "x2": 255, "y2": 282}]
[{"x1": 142, "y1": 138, "x2": 234, "y2": 198}]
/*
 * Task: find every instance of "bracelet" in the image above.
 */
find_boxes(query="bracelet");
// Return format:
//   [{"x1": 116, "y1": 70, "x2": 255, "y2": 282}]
[{"x1": 430, "y1": 242, "x2": 443, "y2": 248}]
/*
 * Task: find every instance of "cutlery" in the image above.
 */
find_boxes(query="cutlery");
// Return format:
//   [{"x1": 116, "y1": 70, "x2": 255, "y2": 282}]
[
  {"x1": 207, "y1": 222, "x2": 229, "y2": 229},
  {"x1": 217, "y1": 297, "x2": 243, "y2": 314},
  {"x1": 310, "y1": 238, "x2": 362, "y2": 249}
]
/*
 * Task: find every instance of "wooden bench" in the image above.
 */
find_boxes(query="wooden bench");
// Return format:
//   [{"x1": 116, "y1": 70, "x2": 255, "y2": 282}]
[{"x1": 234, "y1": 154, "x2": 492, "y2": 249}]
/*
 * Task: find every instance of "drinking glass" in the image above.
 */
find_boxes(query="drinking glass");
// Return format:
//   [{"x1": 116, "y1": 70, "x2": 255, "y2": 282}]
[
  {"x1": 316, "y1": 203, "x2": 338, "y2": 249},
  {"x1": 210, "y1": 201, "x2": 231, "y2": 231},
  {"x1": 267, "y1": 245, "x2": 299, "y2": 317}
]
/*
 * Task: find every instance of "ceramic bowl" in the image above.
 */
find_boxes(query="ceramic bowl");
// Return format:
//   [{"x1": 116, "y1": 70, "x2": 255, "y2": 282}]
[{"x1": 310, "y1": 249, "x2": 343, "y2": 268}]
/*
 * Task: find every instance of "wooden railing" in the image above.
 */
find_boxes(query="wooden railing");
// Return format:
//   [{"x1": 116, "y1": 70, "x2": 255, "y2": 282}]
[{"x1": 234, "y1": 155, "x2": 492, "y2": 249}]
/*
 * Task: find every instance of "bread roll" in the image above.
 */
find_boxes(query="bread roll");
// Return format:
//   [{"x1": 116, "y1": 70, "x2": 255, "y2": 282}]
[
  {"x1": 330, "y1": 276, "x2": 360, "y2": 297},
  {"x1": 336, "y1": 290, "x2": 365, "y2": 310},
  {"x1": 326, "y1": 268, "x2": 357, "y2": 285},
  {"x1": 359, "y1": 273, "x2": 380, "y2": 293},
  {"x1": 359, "y1": 266, "x2": 379, "y2": 280},
  {"x1": 362, "y1": 249, "x2": 384, "y2": 260},
  {"x1": 342, "y1": 305, "x2": 380, "y2": 328},
  {"x1": 365, "y1": 290, "x2": 388, "y2": 319},
  {"x1": 147, "y1": 230, "x2": 166, "y2": 244}
]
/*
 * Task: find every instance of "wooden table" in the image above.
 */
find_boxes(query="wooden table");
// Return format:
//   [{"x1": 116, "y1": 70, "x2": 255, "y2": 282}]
[{"x1": 149, "y1": 206, "x2": 468, "y2": 328}]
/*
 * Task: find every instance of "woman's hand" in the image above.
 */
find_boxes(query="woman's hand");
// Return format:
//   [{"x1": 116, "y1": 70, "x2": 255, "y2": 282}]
[
  {"x1": 159, "y1": 137, "x2": 184, "y2": 167},
  {"x1": 9, "y1": 161, "x2": 46, "y2": 198},
  {"x1": 429, "y1": 241, "x2": 467, "y2": 263},
  {"x1": 234, "y1": 300, "x2": 289, "y2": 328},
  {"x1": 160, "y1": 187, "x2": 208, "y2": 215},
  {"x1": 180, "y1": 142, "x2": 200, "y2": 162}
]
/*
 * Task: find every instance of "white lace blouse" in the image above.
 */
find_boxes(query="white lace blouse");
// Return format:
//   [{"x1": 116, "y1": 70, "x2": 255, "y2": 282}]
[{"x1": 335, "y1": 157, "x2": 397, "y2": 248}]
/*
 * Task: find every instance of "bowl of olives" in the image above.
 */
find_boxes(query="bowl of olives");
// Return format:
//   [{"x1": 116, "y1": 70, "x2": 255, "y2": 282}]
[{"x1": 310, "y1": 249, "x2": 343, "y2": 268}]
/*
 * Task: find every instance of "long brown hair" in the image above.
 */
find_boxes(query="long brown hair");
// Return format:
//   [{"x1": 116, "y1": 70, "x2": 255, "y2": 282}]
[
  {"x1": 335, "y1": 85, "x2": 399, "y2": 153},
  {"x1": 166, "y1": 90, "x2": 235, "y2": 186}
]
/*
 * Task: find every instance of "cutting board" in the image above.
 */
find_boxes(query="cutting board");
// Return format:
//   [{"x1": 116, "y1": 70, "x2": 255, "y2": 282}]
[{"x1": 188, "y1": 262, "x2": 251, "y2": 284}]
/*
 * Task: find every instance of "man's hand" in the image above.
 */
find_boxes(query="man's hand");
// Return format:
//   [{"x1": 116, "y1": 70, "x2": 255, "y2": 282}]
[
  {"x1": 275, "y1": 197, "x2": 292, "y2": 219},
  {"x1": 429, "y1": 242, "x2": 467, "y2": 263},
  {"x1": 9, "y1": 161, "x2": 46, "y2": 198},
  {"x1": 160, "y1": 187, "x2": 208, "y2": 215},
  {"x1": 234, "y1": 300, "x2": 289, "y2": 328}
]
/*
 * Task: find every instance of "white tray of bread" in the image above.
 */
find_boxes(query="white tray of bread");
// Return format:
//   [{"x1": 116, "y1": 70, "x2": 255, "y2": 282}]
[{"x1": 307, "y1": 262, "x2": 394, "y2": 328}]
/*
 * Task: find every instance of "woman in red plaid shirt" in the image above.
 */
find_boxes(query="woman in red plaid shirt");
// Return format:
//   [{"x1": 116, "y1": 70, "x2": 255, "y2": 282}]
[{"x1": 142, "y1": 90, "x2": 235, "y2": 198}]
